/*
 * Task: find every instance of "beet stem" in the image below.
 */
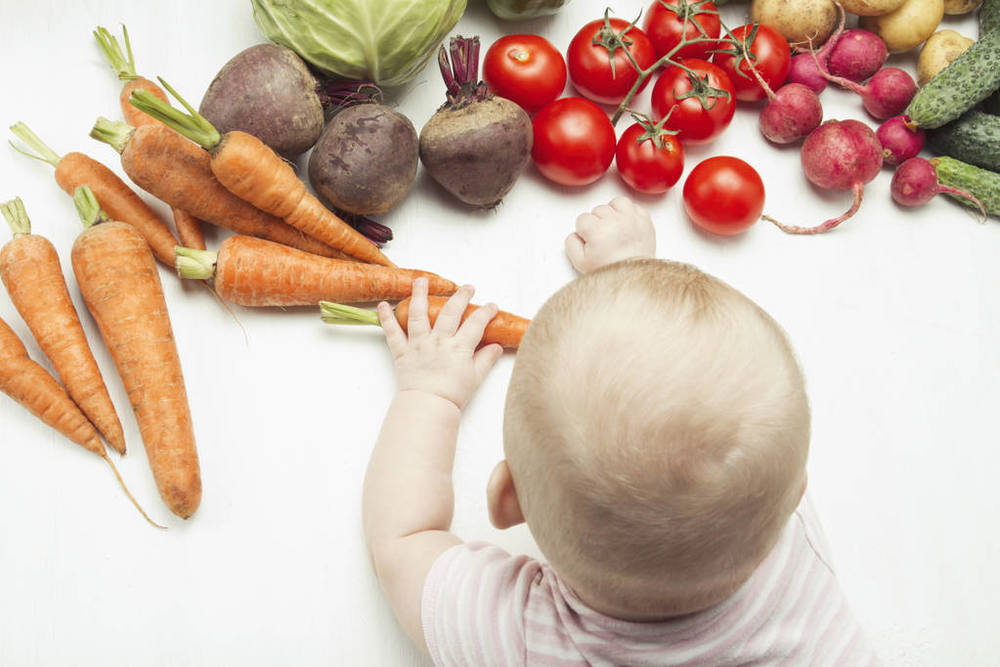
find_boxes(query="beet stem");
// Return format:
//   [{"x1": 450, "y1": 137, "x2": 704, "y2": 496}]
[
  {"x1": 437, "y1": 45, "x2": 460, "y2": 96},
  {"x1": 764, "y1": 181, "x2": 864, "y2": 234}
]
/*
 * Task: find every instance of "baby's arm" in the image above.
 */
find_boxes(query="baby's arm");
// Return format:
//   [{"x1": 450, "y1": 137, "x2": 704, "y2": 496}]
[
  {"x1": 363, "y1": 278, "x2": 503, "y2": 652},
  {"x1": 565, "y1": 196, "x2": 656, "y2": 273}
]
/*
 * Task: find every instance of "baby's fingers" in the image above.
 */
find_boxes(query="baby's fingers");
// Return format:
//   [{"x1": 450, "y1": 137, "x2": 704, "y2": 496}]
[
  {"x1": 407, "y1": 277, "x2": 431, "y2": 338},
  {"x1": 456, "y1": 302, "x2": 499, "y2": 349},
  {"x1": 377, "y1": 302, "x2": 407, "y2": 358},
  {"x1": 565, "y1": 232, "x2": 587, "y2": 272},
  {"x1": 433, "y1": 285, "x2": 474, "y2": 336},
  {"x1": 473, "y1": 344, "x2": 504, "y2": 385}
]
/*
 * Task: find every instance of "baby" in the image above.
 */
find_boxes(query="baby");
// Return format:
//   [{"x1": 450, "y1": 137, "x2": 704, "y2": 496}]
[{"x1": 363, "y1": 197, "x2": 877, "y2": 665}]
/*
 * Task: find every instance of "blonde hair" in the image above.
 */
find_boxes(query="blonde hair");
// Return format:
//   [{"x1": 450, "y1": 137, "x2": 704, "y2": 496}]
[{"x1": 503, "y1": 259, "x2": 810, "y2": 618}]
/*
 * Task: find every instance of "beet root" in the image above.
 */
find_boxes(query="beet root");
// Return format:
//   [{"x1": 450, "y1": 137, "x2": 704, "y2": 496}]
[
  {"x1": 891, "y1": 157, "x2": 987, "y2": 220},
  {"x1": 199, "y1": 44, "x2": 323, "y2": 159},
  {"x1": 308, "y1": 103, "x2": 418, "y2": 216},
  {"x1": 759, "y1": 83, "x2": 824, "y2": 144},
  {"x1": 876, "y1": 115, "x2": 925, "y2": 166}
]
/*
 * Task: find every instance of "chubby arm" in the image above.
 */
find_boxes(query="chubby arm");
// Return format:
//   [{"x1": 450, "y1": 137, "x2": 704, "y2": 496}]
[
  {"x1": 565, "y1": 196, "x2": 656, "y2": 273},
  {"x1": 363, "y1": 278, "x2": 502, "y2": 652}
]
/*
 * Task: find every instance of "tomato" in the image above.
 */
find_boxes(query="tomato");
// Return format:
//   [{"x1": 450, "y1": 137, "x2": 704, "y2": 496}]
[
  {"x1": 615, "y1": 120, "x2": 684, "y2": 194},
  {"x1": 642, "y1": 0, "x2": 721, "y2": 62},
  {"x1": 483, "y1": 34, "x2": 567, "y2": 113},
  {"x1": 532, "y1": 97, "x2": 616, "y2": 186},
  {"x1": 713, "y1": 24, "x2": 791, "y2": 103},
  {"x1": 650, "y1": 59, "x2": 735, "y2": 145},
  {"x1": 567, "y1": 17, "x2": 657, "y2": 105},
  {"x1": 682, "y1": 156, "x2": 765, "y2": 235}
]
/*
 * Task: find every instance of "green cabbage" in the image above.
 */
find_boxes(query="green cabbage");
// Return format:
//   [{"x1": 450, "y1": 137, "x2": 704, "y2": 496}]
[{"x1": 251, "y1": 0, "x2": 467, "y2": 87}]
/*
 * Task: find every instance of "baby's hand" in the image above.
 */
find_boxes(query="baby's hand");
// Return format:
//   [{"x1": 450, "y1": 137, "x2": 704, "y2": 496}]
[
  {"x1": 565, "y1": 196, "x2": 656, "y2": 274},
  {"x1": 377, "y1": 278, "x2": 503, "y2": 410}
]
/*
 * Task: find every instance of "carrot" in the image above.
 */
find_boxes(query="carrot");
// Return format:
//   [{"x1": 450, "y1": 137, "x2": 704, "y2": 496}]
[
  {"x1": 89, "y1": 118, "x2": 346, "y2": 260},
  {"x1": 71, "y1": 186, "x2": 201, "y2": 519},
  {"x1": 319, "y1": 296, "x2": 530, "y2": 349},
  {"x1": 174, "y1": 235, "x2": 456, "y2": 307},
  {"x1": 1, "y1": 197, "x2": 126, "y2": 454},
  {"x1": 8, "y1": 122, "x2": 181, "y2": 267},
  {"x1": 129, "y1": 82, "x2": 395, "y2": 267},
  {"x1": 0, "y1": 314, "x2": 164, "y2": 528},
  {"x1": 94, "y1": 25, "x2": 207, "y2": 251}
]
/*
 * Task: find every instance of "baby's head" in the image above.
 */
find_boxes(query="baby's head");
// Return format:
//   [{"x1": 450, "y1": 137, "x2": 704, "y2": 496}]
[{"x1": 490, "y1": 259, "x2": 810, "y2": 619}]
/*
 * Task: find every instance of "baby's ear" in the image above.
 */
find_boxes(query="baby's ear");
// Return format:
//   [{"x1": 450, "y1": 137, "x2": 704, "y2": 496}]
[{"x1": 487, "y1": 460, "x2": 525, "y2": 530}]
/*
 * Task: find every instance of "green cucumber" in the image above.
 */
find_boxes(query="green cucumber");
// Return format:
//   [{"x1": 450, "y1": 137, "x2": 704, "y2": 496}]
[
  {"x1": 926, "y1": 111, "x2": 1000, "y2": 171},
  {"x1": 982, "y1": 0, "x2": 1000, "y2": 37},
  {"x1": 906, "y1": 28, "x2": 1000, "y2": 129},
  {"x1": 932, "y1": 156, "x2": 1000, "y2": 217},
  {"x1": 985, "y1": 89, "x2": 1000, "y2": 115}
]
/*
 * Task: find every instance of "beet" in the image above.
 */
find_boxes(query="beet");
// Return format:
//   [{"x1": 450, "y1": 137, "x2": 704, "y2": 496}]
[
  {"x1": 890, "y1": 157, "x2": 986, "y2": 220},
  {"x1": 876, "y1": 115, "x2": 925, "y2": 166},
  {"x1": 199, "y1": 44, "x2": 323, "y2": 159},
  {"x1": 826, "y1": 29, "x2": 888, "y2": 83},
  {"x1": 419, "y1": 36, "x2": 533, "y2": 208},
  {"x1": 765, "y1": 119, "x2": 883, "y2": 234}
]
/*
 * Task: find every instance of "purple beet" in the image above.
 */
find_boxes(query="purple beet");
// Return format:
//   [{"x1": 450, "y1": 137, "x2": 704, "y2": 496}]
[
  {"x1": 827, "y1": 29, "x2": 888, "y2": 83},
  {"x1": 876, "y1": 115, "x2": 925, "y2": 166},
  {"x1": 891, "y1": 157, "x2": 986, "y2": 220}
]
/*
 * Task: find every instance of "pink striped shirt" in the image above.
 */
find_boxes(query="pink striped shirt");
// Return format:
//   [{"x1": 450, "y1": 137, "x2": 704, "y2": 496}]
[{"x1": 421, "y1": 495, "x2": 878, "y2": 666}]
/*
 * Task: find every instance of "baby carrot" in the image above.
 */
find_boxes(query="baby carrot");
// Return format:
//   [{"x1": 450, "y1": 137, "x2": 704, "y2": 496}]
[
  {"x1": 8, "y1": 122, "x2": 181, "y2": 268},
  {"x1": 319, "y1": 296, "x2": 530, "y2": 349},
  {"x1": 71, "y1": 186, "x2": 201, "y2": 519},
  {"x1": 175, "y1": 236, "x2": 456, "y2": 307},
  {"x1": 1, "y1": 197, "x2": 126, "y2": 454},
  {"x1": 129, "y1": 81, "x2": 395, "y2": 267},
  {"x1": 0, "y1": 315, "x2": 164, "y2": 528},
  {"x1": 94, "y1": 25, "x2": 207, "y2": 251},
  {"x1": 89, "y1": 118, "x2": 345, "y2": 259}
]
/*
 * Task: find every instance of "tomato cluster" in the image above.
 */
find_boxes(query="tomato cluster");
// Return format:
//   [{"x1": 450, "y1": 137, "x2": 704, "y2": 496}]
[{"x1": 481, "y1": 2, "x2": 789, "y2": 235}]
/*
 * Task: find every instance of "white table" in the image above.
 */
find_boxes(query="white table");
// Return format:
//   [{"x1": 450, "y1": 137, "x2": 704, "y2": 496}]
[{"x1": 0, "y1": 1, "x2": 996, "y2": 664}]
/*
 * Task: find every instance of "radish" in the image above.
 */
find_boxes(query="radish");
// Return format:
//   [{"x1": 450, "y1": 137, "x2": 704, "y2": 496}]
[
  {"x1": 890, "y1": 157, "x2": 986, "y2": 220},
  {"x1": 786, "y1": 5, "x2": 846, "y2": 93},
  {"x1": 826, "y1": 29, "x2": 888, "y2": 83},
  {"x1": 876, "y1": 115, "x2": 925, "y2": 166},
  {"x1": 765, "y1": 119, "x2": 883, "y2": 234},
  {"x1": 742, "y1": 40, "x2": 823, "y2": 144},
  {"x1": 820, "y1": 65, "x2": 917, "y2": 120}
]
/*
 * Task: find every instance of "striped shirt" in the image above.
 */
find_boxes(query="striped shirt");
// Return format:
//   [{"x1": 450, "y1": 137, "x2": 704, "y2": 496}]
[{"x1": 421, "y1": 495, "x2": 878, "y2": 666}]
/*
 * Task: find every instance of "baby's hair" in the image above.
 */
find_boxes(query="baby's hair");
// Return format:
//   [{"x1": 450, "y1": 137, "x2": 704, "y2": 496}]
[{"x1": 504, "y1": 259, "x2": 810, "y2": 617}]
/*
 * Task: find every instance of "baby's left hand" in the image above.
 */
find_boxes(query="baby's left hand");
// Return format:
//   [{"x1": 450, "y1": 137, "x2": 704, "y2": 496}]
[
  {"x1": 565, "y1": 196, "x2": 656, "y2": 274},
  {"x1": 378, "y1": 278, "x2": 503, "y2": 410}
]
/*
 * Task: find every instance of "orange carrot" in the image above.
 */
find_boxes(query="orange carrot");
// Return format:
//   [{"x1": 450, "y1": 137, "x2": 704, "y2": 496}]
[
  {"x1": 1, "y1": 197, "x2": 126, "y2": 454},
  {"x1": 319, "y1": 296, "x2": 530, "y2": 349},
  {"x1": 89, "y1": 118, "x2": 346, "y2": 260},
  {"x1": 8, "y1": 122, "x2": 181, "y2": 267},
  {"x1": 0, "y1": 314, "x2": 164, "y2": 528},
  {"x1": 129, "y1": 83, "x2": 394, "y2": 267},
  {"x1": 94, "y1": 25, "x2": 207, "y2": 251},
  {"x1": 71, "y1": 186, "x2": 200, "y2": 519},
  {"x1": 174, "y1": 235, "x2": 456, "y2": 307}
]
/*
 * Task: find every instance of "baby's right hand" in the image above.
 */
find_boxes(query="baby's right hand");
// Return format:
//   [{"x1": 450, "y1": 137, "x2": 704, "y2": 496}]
[{"x1": 565, "y1": 196, "x2": 656, "y2": 274}]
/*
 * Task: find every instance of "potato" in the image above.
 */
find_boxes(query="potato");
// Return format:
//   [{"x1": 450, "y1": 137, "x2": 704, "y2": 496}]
[
  {"x1": 943, "y1": 0, "x2": 982, "y2": 14},
  {"x1": 917, "y1": 29, "x2": 974, "y2": 85},
  {"x1": 750, "y1": 0, "x2": 838, "y2": 46},
  {"x1": 839, "y1": 0, "x2": 907, "y2": 16},
  {"x1": 859, "y1": 0, "x2": 945, "y2": 53}
]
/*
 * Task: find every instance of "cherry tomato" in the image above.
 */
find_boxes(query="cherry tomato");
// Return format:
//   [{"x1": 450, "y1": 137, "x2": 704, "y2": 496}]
[
  {"x1": 642, "y1": 0, "x2": 721, "y2": 62},
  {"x1": 532, "y1": 97, "x2": 616, "y2": 186},
  {"x1": 651, "y1": 59, "x2": 735, "y2": 145},
  {"x1": 682, "y1": 156, "x2": 765, "y2": 235},
  {"x1": 713, "y1": 24, "x2": 791, "y2": 103},
  {"x1": 567, "y1": 17, "x2": 657, "y2": 105},
  {"x1": 615, "y1": 121, "x2": 684, "y2": 194},
  {"x1": 483, "y1": 34, "x2": 567, "y2": 113}
]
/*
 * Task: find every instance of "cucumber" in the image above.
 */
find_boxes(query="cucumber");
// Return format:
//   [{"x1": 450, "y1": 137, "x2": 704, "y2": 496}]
[
  {"x1": 906, "y1": 28, "x2": 1000, "y2": 129},
  {"x1": 985, "y1": 89, "x2": 1000, "y2": 115},
  {"x1": 926, "y1": 111, "x2": 1000, "y2": 171},
  {"x1": 982, "y1": 0, "x2": 1000, "y2": 36},
  {"x1": 932, "y1": 156, "x2": 1000, "y2": 216}
]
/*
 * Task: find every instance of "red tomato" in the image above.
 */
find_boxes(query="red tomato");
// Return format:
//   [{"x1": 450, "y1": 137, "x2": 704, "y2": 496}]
[
  {"x1": 483, "y1": 34, "x2": 567, "y2": 113},
  {"x1": 682, "y1": 156, "x2": 765, "y2": 235},
  {"x1": 650, "y1": 59, "x2": 736, "y2": 145},
  {"x1": 642, "y1": 0, "x2": 721, "y2": 62},
  {"x1": 615, "y1": 121, "x2": 684, "y2": 194},
  {"x1": 567, "y1": 17, "x2": 657, "y2": 105},
  {"x1": 532, "y1": 97, "x2": 616, "y2": 186},
  {"x1": 713, "y1": 24, "x2": 791, "y2": 103}
]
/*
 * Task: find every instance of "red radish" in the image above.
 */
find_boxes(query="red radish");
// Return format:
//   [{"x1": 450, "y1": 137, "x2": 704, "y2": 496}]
[
  {"x1": 819, "y1": 64, "x2": 917, "y2": 120},
  {"x1": 891, "y1": 157, "x2": 986, "y2": 221},
  {"x1": 743, "y1": 47, "x2": 823, "y2": 144},
  {"x1": 826, "y1": 29, "x2": 887, "y2": 83},
  {"x1": 765, "y1": 119, "x2": 883, "y2": 234},
  {"x1": 786, "y1": 5, "x2": 846, "y2": 94},
  {"x1": 876, "y1": 115, "x2": 925, "y2": 166}
]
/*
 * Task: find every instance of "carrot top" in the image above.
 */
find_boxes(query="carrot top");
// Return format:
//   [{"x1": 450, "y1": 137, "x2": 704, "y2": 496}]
[
  {"x1": 0, "y1": 197, "x2": 31, "y2": 237},
  {"x1": 8, "y1": 122, "x2": 62, "y2": 168},
  {"x1": 320, "y1": 301, "x2": 381, "y2": 326},
  {"x1": 129, "y1": 80, "x2": 221, "y2": 151},
  {"x1": 72, "y1": 185, "x2": 111, "y2": 228},
  {"x1": 174, "y1": 247, "x2": 216, "y2": 280},
  {"x1": 94, "y1": 25, "x2": 139, "y2": 82}
]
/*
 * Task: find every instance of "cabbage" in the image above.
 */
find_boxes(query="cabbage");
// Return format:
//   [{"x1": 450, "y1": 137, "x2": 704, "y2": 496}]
[{"x1": 251, "y1": 0, "x2": 467, "y2": 87}]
